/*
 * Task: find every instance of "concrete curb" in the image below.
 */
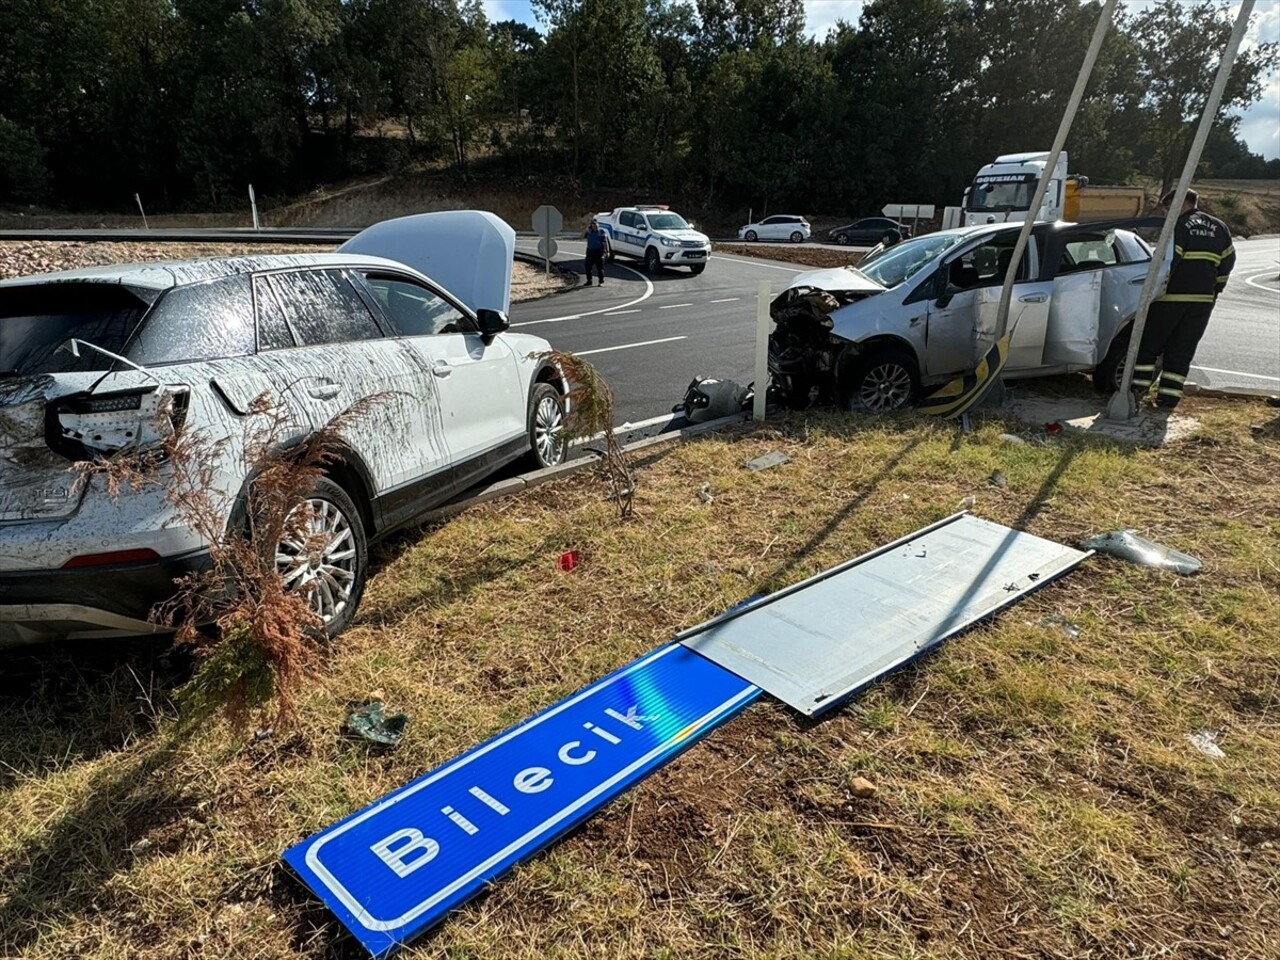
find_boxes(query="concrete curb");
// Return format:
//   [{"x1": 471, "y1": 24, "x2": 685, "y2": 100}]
[{"x1": 421, "y1": 413, "x2": 748, "y2": 523}]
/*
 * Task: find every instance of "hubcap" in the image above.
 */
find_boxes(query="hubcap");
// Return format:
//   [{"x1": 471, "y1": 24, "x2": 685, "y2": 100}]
[
  {"x1": 534, "y1": 395, "x2": 565, "y2": 465},
  {"x1": 858, "y1": 363, "x2": 913, "y2": 411},
  {"x1": 275, "y1": 497, "x2": 357, "y2": 625}
]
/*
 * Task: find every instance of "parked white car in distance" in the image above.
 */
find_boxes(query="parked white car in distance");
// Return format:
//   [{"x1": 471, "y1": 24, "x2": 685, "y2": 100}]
[{"x1": 738, "y1": 215, "x2": 811, "y2": 243}]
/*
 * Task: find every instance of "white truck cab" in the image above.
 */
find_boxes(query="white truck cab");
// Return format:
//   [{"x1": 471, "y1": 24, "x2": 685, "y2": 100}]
[
  {"x1": 595, "y1": 205, "x2": 711, "y2": 275},
  {"x1": 963, "y1": 151, "x2": 1068, "y2": 226}
]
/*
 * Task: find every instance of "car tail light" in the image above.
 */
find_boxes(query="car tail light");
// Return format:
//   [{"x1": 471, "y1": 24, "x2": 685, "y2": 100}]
[
  {"x1": 62, "y1": 548, "x2": 163, "y2": 569},
  {"x1": 46, "y1": 384, "x2": 191, "y2": 461}
]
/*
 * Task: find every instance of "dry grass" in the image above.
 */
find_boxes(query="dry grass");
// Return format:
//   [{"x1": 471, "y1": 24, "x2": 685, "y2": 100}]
[
  {"x1": 1, "y1": 383, "x2": 1278, "y2": 959},
  {"x1": 716, "y1": 243, "x2": 868, "y2": 270}
]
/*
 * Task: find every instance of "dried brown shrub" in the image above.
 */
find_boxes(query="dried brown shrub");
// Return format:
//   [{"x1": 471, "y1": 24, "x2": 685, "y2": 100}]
[
  {"x1": 74, "y1": 391, "x2": 390, "y2": 732},
  {"x1": 532, "y1": 349, "x2": 634, "y2": 519}
]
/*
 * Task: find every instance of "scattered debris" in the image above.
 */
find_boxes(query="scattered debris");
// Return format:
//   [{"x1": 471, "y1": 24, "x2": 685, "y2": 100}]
[
  {"x1": 129, "y1": 838, "x2": 153, "y2": 856},
  {"x1": 1039, "y1": 614, "x2": 1081, "y2": 639},
  {"x1": 989, "y1": 470, "x2": 1008, "y2": 487},
  {"x1": 1044, "y1": 421, "x2": 1064, "y2": 436},
  {"x1": 849, "y1": 776, "x2": 878, "y2": 799},
  {"x1": 697, "y1": 483, "x2": 713, "y2": 503},
  {"x1": 1267, "y1": 395, "x2": 1280, "y2": 408},
  {"x1": 957, "y1": 496, "x2": 977, "y2": 510},
  {"x1": 1186, "y1": 730, "x2": 1226, "y2": 758},
  {"x1": 1081, "y1": 530, "x2": 1202, "y2": 575},
  {"x1": 678, "y1": 376, "x2": 752, "y2": 423},
  {"x1": 746, "y1": 450, "x2": 791, "y2": 472},
  {"x1": 999, "y1": 433, "x2": 1027, "y2": 446},
  {"x1": 556, "y1": 550, "x2": 580, "y2": 572},
  {"x1": 253, "y1": 726, "x2": 274, "y2": 743},
  {"x1": 346, "y1": 702, "x2": 408, "y2": 747}
]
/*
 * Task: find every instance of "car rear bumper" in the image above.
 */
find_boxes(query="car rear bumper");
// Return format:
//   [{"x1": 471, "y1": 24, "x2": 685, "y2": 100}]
[{"x1": 0, "y1": 549, "x2": 212, "y2": 645}]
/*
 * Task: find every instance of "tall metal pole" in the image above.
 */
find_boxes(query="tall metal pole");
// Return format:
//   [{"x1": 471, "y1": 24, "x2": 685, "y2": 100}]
[
  {"x1": 1107, "y1": 0, "x2": 1255, "y2": 420},
  {"x1": 992, "y1": 0, "x2": 1118, "y2": 345}
]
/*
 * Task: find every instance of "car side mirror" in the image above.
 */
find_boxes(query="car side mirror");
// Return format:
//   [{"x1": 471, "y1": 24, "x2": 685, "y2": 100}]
[
  {"x1": 935, "y1": 294, "x2": 953, "y2": 309},
  {"x1": 475, "y1": 308, "x2": 509, "y2": 341}
]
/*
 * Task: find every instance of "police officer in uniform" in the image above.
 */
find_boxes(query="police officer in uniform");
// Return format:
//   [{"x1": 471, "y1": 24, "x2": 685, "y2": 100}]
[{"x1": 1132, "y1": 188, "x2": 1235, "y2": 408}]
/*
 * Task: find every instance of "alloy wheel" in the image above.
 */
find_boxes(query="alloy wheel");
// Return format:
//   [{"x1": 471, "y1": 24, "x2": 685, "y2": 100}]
[
  {"x1": 276, "y1": 497, "x2": 359, "y2": 625},
  {"x1": 857, "y1": 362, "x2": 914, "y2": 412},
  {"x1": 534, "y1": 393, "x2": 565, "y2": 466}
]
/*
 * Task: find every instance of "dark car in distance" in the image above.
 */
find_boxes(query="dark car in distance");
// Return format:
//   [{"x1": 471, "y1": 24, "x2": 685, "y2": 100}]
[{"x1": 829, "y1": 218, "x2": 913, "y2": 246}]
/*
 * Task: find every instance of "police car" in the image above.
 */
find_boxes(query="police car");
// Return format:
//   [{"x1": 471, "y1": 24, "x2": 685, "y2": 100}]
[{"x1": 594, "y1": 205, "x2": 711, "y2": 275}]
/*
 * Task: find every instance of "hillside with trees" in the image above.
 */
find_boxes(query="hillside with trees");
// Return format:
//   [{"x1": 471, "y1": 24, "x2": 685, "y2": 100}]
[{"x1": 0, "y1": 0, "x2": 1275, "y2": 217}]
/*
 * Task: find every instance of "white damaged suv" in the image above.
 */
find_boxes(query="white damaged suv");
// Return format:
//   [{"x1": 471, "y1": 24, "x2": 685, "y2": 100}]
[{"x1": 0, "y1": 212, "x2": 568, "y2": 645}]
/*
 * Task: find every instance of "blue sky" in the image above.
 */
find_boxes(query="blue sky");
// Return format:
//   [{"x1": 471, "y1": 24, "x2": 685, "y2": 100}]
[{"x1": 482, "y1": 0, "x2": 1280, "y2": 160}]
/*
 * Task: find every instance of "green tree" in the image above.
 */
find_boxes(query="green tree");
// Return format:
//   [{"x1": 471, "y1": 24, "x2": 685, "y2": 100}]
[{"x1": 1122, "y1": 0, "x2": 1279, "y2": 192}]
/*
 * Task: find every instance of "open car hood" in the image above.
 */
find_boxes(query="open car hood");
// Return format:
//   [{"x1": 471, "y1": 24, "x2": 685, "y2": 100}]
[
  {"x1": 339, "y1": 210, "x2": 515, "y2": 314},
  {"x1": 786, "y1": 265, "x2": 885, "y2": 295}
]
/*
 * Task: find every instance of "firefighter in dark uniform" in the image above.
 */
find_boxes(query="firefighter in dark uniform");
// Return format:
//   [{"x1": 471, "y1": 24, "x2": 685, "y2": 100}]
[{"x1": 1132, "y1": 188, "x2": 1235, "y2": 408}]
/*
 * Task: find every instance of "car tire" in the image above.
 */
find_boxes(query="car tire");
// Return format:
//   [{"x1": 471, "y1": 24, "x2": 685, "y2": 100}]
[
  {"x1": 881, "y1": 230, "x2": 897, "y2": 245},
  {"x1": 745, "y1": 230, "x2": 758, "y2": 242},
  {"x1": 690, "y1": 264, "x2": 706, "y2": 275},
  {"x1": 835, "y1": 233, "x2": 850, "y2": 245},
  {"x1": 644, "y1": 247, "x2": 662, "y2": 273},
  {"x1": 524, "y1": 382, "x2": 567, "y2": 469},
  {"x1": 846, "y1": 348, "x2": 920, "y2": 412},
  {"x1": 790, "y1": 231, "x2": 804, "y2": 243},
  {"x1": 276, "y1": 476, "x2": 368, "y2": 639},
  {"x1": 1093, "y1": 326, "x2": 1132, "y2": 393}
]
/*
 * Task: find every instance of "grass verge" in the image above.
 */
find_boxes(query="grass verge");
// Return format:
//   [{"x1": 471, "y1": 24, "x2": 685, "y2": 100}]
[{"x1": 1, "y1": 383, "x2": 1277, "y2": 959}]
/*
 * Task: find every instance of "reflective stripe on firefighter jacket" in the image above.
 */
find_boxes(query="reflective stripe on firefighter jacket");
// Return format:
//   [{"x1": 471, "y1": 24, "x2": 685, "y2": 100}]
[{"x1": 1158, "y1": 209, "x2": 1235, "y2": 304}]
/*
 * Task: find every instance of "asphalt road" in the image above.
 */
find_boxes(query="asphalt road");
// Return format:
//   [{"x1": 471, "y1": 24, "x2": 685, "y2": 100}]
[
  {"x1": 1189, "y1": 236, "x2": 1280, "y2": 395},
  {"x1": 513, "y1": 236, "x2": 1280, "y2": 426},
  {"x1": 511, "y1": 240, "x2": 805, "y2": 427}
]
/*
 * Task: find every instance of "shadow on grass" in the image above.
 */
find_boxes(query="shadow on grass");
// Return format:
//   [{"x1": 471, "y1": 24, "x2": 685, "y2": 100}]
[{"x1": 0, "y1": 737, "x2": 192, "y2": 956}]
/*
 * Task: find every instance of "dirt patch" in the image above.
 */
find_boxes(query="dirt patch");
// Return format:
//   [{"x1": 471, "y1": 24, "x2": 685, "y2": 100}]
[
  {"x1": 716, "y1": 243, "x2": 868, "y2": 270},
  {"x1": 0, "y1": 241, "x2": 561, "y2": 303}
]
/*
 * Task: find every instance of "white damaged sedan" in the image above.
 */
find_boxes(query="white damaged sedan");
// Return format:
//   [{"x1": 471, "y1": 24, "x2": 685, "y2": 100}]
[
  {"x1": 0, "y1": 212, "x2": 568, "y2": 644},
  {"x1": 768, "y1": 220, "x2": 1165, "y2": 411}
]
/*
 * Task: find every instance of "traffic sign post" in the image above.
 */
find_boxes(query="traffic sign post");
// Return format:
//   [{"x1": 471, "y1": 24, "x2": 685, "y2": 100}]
[
  {"x1": 532, "y1": 204, "x2": 563, "y2": 276},
  {"x1": 882, "y1": 204, "x2": 935, "y2": 237}
]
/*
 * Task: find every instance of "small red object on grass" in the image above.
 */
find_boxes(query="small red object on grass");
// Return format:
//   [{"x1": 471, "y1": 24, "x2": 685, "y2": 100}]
[
  {"x1": 556, "y1": 550, "x2": 580, "y2": 572},
  {"x1": 1044, "y1": 422, "x2": 1063, "y2": 435}
]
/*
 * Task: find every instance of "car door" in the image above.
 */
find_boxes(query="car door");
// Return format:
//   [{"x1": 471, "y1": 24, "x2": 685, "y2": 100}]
[
  {"x1": 1042, "y1": 225, "x2": 1148, "y2": 368},
  {"x1": 262, "y1": 268, "x2": 452, "y2": 499},
  {"x1": 924, "y1": 232, "x2": 1053, "y2": 376},
  {"x1": 352, "y1": 269, "x2": 525, "y2": 491},
  {"x1": 762, "y1": 216, "x2": 785, "y2": 241}
]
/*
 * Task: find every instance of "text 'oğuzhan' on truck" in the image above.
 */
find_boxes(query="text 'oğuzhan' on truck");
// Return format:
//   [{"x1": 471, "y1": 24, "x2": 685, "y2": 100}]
[
  {"x1": 963, "y1": 151, "x2": 1146, "y2": 226},
  {"x1": 595, "y1": 205, "x2": 711, "y2": 275}
]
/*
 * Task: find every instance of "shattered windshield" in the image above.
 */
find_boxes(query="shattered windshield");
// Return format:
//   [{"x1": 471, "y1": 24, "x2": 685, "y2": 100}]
[
  {"x1": 968, "y1": 178, "x2": 1036, "y2": 212},
  {"x1": 647, "y1": 213, "x2": 690, "y2": 231},
  {"x1": 857, "y1": 234, "x2": 968, "y2": 288},
  {"x1": 0, "y1": 284, "x2": 153, "y2": 377}
]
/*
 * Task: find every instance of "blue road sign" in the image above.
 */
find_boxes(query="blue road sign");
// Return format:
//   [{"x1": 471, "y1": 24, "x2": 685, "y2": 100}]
[{"x1": 283, "y1": 644, "x2": 760, "y2": 957}]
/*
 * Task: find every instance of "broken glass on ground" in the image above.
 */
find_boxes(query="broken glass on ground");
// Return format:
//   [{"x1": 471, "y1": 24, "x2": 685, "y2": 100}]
[
  {"x1": 1186, "y1": 730, "x2": 1226, "y2": 758},
  {"x1": 746, "y1": 451, "x2": 791, "y2": 471},
  {"x1": 1038, "y1": 614, "x2": 1081, "y2": 639},
  {"x1": 1081, "y1": 529, "x2": 1202, "y2": 575},
  {"x1": 346, "y1": 701, "x2": 408, "y2": 746}
]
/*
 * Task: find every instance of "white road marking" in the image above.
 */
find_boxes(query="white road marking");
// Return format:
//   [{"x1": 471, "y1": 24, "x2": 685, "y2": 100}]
[
  {"x1": 659, "y1": 303, "x2": 693, "y2": 309},
  {"x1": 576, "y1": 336, "x2": 687, "y2": 356},
  {"x1": 510, "y1": 261, "x2": 654, "y2": 327},
  {"x1": 1191, "y1": 365, "x2": 1280, "y2": 383},
  {"x1": 605, "y1": 309, "x2": 641, "y2": 315},
  {"x1": 1244, "y1": 270, "x2": 1280, "y2": 293},
  {"x1": 709, "y1": 297, "x2": 740, "y2": 303}
]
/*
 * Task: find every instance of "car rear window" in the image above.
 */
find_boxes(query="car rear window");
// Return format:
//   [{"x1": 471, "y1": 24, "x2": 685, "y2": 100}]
[
  {"x1": 268, "y1": 269, "x2": 383, "y2": 346},
  {"x1": 0, "y1": 283, "x2": 154, "y2": 377},
  {"x1": 127, "y1": 274, "x2": 256, "y2": 366}
]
